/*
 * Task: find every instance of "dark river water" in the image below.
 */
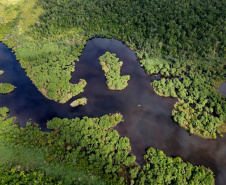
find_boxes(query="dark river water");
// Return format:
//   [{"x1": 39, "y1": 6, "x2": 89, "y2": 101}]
[
  {"x1": 0, "y1": 38, "x2": 226, "y2": 185},
  {"x1": 218, "y1": 82, "x2": 226, "y2": 97}
]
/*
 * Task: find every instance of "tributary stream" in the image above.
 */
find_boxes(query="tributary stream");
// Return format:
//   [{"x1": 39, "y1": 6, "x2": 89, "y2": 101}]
[{"x1": 0, "y1": 38, "x2": 226, "y2": 185}]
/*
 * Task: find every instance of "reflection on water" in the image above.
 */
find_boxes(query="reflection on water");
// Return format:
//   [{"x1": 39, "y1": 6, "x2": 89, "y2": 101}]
[
  {"x1": 0, "y1": 38, "x2": 226, "y2": 185},
  {"x1": 218, "y1": 82, "x2": 226, "y2": 96}
]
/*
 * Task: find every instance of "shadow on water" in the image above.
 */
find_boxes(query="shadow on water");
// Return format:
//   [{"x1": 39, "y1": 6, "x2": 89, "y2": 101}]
[
  {"x1": 0, "y1": 38, "x2": 226, "y2": 185},
  {"x1": 218, "y1": 82, "x2": 226, "y2": 97}
]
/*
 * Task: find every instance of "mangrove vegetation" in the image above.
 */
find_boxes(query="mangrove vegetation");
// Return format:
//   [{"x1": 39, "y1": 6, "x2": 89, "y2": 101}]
[
  {"x1": 0, "y1": 107, "x2": 214, "y2": 184},
  {"x1": 70, "y1": 97, "x2": 87, "y2": 107},
  {"x1": 0, "y1": 70, "x2": 15, "y2": 94},
  {"x1": 0, "y1": 0, "x2": 225, "y2": 183},
  {"x1": 99, "y1": 52, "x2": 130, "y2": 90},
  {"x1": 141, "y1": 58, "x2": 226, "y2": 139},
  {"x1": 1, "y1": 0, "x2": 224, "y2": 103},
  {"x1": 0, "y1": 83, "x2": 15, "y2": 94}
]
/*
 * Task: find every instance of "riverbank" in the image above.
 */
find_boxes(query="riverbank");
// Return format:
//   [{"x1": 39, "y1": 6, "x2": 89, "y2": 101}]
[{"x1": 0, "y1": 107, "x2": 214, "y2": 184}]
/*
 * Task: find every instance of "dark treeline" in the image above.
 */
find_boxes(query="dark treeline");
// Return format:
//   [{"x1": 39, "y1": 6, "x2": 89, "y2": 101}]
[{"x1": 35, "y1": 0, "x2": 225, "y2": 60}]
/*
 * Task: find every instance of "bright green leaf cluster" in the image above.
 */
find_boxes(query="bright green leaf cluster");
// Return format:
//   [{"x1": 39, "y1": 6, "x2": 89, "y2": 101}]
[{"x1": 99, "y1": 52, "x2": 130, "y2": 90}]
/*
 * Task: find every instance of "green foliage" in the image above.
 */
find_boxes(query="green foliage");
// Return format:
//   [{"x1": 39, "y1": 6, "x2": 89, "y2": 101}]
[
  {"x1": 0, "y1": 0, "x2": 225, "y2": 103},
  {"x1": 0, "y1": 83, "x2": 15, "y2": 94},
  {"x1": 147, "y1": 60, "x2": 226, "y2": 138},
  {"x1": 0, "y1": 107, "x2": 9, "y2": 116},
  {"x1": 70, "y1": 97, "x2": 87, "y2": 107},
  {"x1": 0, "y1": 21, "x2": 16, "y2": 40},
  {"x1": 0, "y1": 0, "x2": 222, "y2": 183},
  {"x1": 0, "y1": 0, "x2": 87, "y2": 103},
  {"x1": 36, "y1": 0, "x2": 225, "y2": 60},
  {"x1": 129, "y1": 167, "x2": 139, "y2": 179},
  {"x1": 0, "y1": 111, "x2": 130, "y2": 184},
  {"x1": 136, "y1": 148, "x2": 214, "y2": 185},
  {"x1": 0, "y1": 143, "x2": 105, "y2": 185},
  {"x1": 15, "y1": 36, "x2": 87, "y2": 103},
  {"x1": 0, "y1": 108, "x2": 214, "y2": 184},
  {"x1": 99, "y1": 52, "x2": 130, "y2": 90},
  {"x1": 0, "y1": 165, "x2": 62, "y2": 185}
]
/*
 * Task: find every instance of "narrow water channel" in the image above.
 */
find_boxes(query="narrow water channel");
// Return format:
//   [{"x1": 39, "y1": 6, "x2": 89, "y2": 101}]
[
  {"x1": 218, "y1": 82, "x2": 226, "y2": 97},
  {"x1": 0, "y1": 38, "x2": 225, "y2": 185}
]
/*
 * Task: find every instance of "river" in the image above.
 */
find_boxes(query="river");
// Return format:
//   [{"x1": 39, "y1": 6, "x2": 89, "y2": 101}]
[{"x1": 0, "y1": 38, "x2": 226, "y2": 185}]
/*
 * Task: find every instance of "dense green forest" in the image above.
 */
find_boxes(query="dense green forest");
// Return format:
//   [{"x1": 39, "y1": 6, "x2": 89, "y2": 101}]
[
  {"x1": 0, "y1": 107, "x2": 214, "y2": 184},
  {"x1": 141, "y1": 60, "x2": 226, "y2": 138},
  {"x1": 1, "y1": 0, "x2": 225, "y2": 102},
  {"x1": 35, "y1": 0, "x2": 225, "y2": 60},
  {"x1": 0, "y1": 0, "x2": 225, "y2": 183},
  {"x1": 0, "y1": 0, "x2": 88, "y2": 103},
  {"x1": 99, "y1": 52, "x2": 130, "y2": 90}
]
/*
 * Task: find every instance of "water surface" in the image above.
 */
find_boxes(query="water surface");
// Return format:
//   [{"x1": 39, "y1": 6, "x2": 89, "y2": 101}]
[
  {"x1": 0, "y1": 38, "x2": 226, "y2": 185},
  {"x1": 218, "y1": 82, "x2": 226, "y2": 96}
]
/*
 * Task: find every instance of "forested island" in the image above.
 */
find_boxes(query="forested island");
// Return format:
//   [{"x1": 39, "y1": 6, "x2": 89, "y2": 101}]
[
  {"x1": 0, "y1": 70, "x2": 15, "y2": 94},
  {"x1": 99, "y1": 52, "x2": 130, "y2": 90},
  {"x1": 70, "y1": 97, "x2": 87, "y2": 107},
  {"x1": 0, "y1": 0, "x2": 225, "y2": 184}
]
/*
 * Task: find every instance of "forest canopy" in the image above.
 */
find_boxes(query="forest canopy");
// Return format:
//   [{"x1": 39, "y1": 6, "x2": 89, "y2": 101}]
[
  {"x1": 0, "y1": 107, "x2": 214, "y2": 184},
  {"x1": 0, "y1": 0, "x2": 225, "y2": 102},
  {"x1": 99, "y1": 52, "x2": 130, "y2": 90},
  {"x1": 0, "y1": 0, "x2": 225, "y2": 183}
]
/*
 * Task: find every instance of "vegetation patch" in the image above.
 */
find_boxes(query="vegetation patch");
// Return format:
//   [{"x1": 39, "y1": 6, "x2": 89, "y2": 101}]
[
  {"x1": 99, "y1": 52, "x2": 130, "y2": 90},
  {"x1": 0, "y1": 83, "x2": 15, "y2": 94},
  {"x1": 142, "y1": 59, "x2": 226, "y2": 139},
  {"x1": 0, "y1": 0, "x2": 87, "y2": 103},
  {"x1": 0, "y1": 143, "x2": 105, "y2": 185},
  {"x1": 136, "y1": 148, "x2": 214, "y2": 185},
  {"x1": 0, "y1": 107, "x2": 214, "y2": 184},
  {"x1": 0, "y1": 0, "x2": 225, "y2": 104},
  {"x1": 70, "y1": 97, "x2": 87, "y2": 107},
  {"x1": 0, "y1": 107, "x2": 9, "y2": 116},
  {"x1": 0, "y1": 0, "x2": 224, "y2": 182}
]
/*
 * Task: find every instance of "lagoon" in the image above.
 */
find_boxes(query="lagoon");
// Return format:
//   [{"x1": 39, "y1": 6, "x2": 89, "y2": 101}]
[{"x1": 0, "y1": 38, "x2": 226, "y2": 184}]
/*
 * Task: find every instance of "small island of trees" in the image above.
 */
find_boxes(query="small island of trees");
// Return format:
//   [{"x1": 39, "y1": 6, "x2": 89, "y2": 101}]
[
  {"x1": 70, "y1": 97, "x2": 87, "y2": 107},
  {"x1": 0, "y1": 83, "x2": 15, "y2": 94},
  {"x1": 99, "y1": 52, "x2": 130, "y2": 90},
  {"x1": 0, "y1": 70, "x2": 15, "y2": 94}
]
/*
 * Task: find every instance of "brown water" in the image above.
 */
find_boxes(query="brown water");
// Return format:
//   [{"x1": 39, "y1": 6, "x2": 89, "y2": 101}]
[{"x1": 0, "y1": 38, "x2": 226, "y2": 184}]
